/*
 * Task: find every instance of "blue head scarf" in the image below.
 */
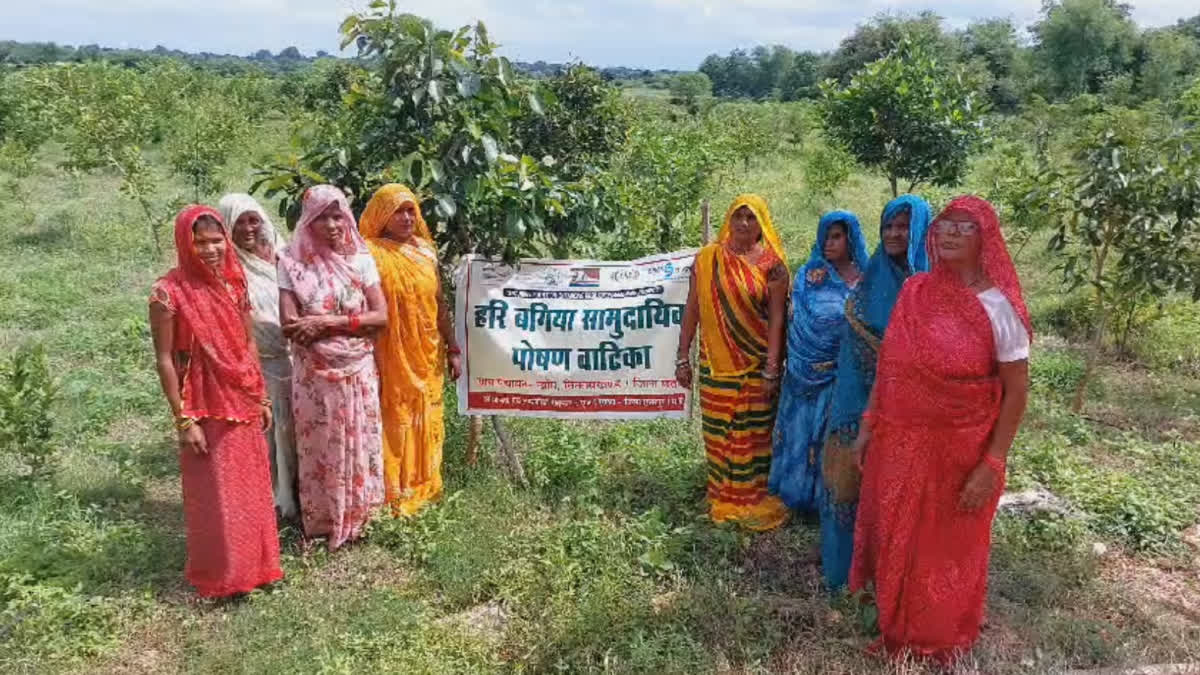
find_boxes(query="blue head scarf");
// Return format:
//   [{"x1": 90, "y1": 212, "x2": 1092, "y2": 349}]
[
  {"x1": 784, "y1": 210, "x2": 869, "y2": 390},
  {"x1": 827, "y1": 195, "x2": 931, "y2": 439}
]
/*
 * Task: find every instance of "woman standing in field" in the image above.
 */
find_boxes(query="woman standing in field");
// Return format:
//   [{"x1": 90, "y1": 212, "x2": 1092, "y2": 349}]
[
  {"x1": 851, "y1": 196, "x2": 1030, "y2": 663},
  {"x1": 819, "y1": 194, "x2": 930, "y2": 590},
  {"x1": 149, "y1": 205, "x2": 283, "y2": 597},
  {"x1": 357, "y1": 184, "x2": 462, "y2": 516},
  {"x1": 675, "y1": 194, "x2": 790, "y2": 531},
  {"x1": 278, "y1": 185, "x2": 387, "y2": 551},
  {"x1": 768, "y1": 211, "x2": 866, "y2": 513},
  {"x1": 219, "y1": 193, "x2": 298, "y2": 521}
]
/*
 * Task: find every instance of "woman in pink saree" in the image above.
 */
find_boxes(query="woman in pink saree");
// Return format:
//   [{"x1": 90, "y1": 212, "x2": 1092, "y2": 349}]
[{"x1": 277, "y1": 185, "x2": 388, "y2": 551}]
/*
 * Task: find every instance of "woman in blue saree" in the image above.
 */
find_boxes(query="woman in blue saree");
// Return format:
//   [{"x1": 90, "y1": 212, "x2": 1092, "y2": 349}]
[
  {"x1": 819, "y1": 194, "x2": 931, "y2": 590},
  {"x1": 769, "y1": 212, "x2": 868, "y2": 513}
]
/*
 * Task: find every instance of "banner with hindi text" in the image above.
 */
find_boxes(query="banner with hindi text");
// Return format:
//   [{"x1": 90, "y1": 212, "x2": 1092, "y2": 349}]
[{"x1": 455, "y1": 250, "x2": 697, "y2": 419}]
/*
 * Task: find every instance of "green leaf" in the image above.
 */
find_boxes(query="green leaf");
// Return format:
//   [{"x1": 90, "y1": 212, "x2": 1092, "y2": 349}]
[
  {"x1": 498, "y1": 57, "x2": 515, "y2": 88},
  {"x1": 457, "y1": 73, "x2": 482, "y2": 98},
  {"x1": 481, "y1": 135, "x2": 499, "y2": 164},
  {"x1": 527, "y1": 91, "x2": 544, "y2": 116},
  {"x1": 505, "y1": 210, "x2": 526, "y2": 238},
  {"x1": 435, "y1": 194, "x2": 457, "y2": 220}
]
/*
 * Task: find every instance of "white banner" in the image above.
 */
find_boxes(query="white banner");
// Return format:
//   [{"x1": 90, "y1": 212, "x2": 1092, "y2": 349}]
[{"x1": 455, "y1": 250, "x2": 697, "y2": 419}]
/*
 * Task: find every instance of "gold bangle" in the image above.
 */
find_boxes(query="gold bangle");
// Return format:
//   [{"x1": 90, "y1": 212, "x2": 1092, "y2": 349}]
[{"x1": 175, "y1": 416, "x2": 196, "y2": 431}]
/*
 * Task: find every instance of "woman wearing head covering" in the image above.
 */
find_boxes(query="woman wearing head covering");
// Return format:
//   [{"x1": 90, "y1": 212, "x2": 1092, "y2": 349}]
[
  {"x1": 357, "y1": 184, "x2": 462, "y2": 516},
  {"x1": 148, "y1": 206, "x2": 283, "y2": 597},
  {"x1": 277, "y1": 185, "x2": 387, "y2": 552},
  {"x1": 819, "y1": 194, "x2": 931, "y2": 590},
  {"x1": 219, "y1": 193, "x2": 298, "y2": 521},
  {"x1": 768, "y1": 211, "x2": 867, "y2": 513},
  {"x1": 850, "y1": 196, "x2": 1031, "y2": 664},
  {"x1": 674, "y1": 194, "x2": 791, "y2": 531}
]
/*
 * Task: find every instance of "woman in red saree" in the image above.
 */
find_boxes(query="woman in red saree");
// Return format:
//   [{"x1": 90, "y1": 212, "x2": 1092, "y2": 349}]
[
  {"x1": 149, "y1": 206, "x2": 283, "y2": 597},
  {"x1": 849, "y1": 196, "x2": 1031, "y2": 663}
]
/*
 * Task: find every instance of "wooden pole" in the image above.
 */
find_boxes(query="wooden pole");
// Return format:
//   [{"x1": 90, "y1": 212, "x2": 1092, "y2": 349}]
[
  {"x1": 490, "y1": 416, "x2": 528, "y2": 488},
  {"x1": 466, "y1": 416, "x2": 483, "y2": 466}
]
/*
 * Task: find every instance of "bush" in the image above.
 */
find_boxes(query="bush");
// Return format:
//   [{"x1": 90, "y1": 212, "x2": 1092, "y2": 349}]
[
  {"x1": 1030, "y1": 349, "x2": 1088, "y2": 397},
  {"x1": 0, "y1": 572, "x2": 124, "y2": 669},
  {"x1": 0, "y1": 344, "x2": 57, "y2": 477}
]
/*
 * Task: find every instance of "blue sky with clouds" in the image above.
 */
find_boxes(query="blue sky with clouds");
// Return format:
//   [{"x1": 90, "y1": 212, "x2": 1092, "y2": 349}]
[{"x1": 4, "y1": 1, "x2": 1197, "y2": 69}]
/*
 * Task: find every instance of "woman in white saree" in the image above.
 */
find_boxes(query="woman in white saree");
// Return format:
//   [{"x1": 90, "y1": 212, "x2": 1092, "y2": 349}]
[{"x1": 219, "y1": 193, "x2": 299, "y2": 520}]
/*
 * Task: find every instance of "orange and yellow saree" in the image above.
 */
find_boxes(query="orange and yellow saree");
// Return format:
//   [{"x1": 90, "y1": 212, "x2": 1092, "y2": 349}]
[{"x1": 359, "y1": 184, "x2": 445, "y2": 515}]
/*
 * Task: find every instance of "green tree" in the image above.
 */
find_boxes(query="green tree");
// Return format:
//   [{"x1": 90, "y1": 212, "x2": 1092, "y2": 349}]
[
  {"x1": 667, "y1": 72, "x2": 712, "y2": 112},
  {"x1": 960, "y1": 18, "x2": 1024, "y2": 110},
  {"x1": 823, "y1": 11, "x2": 954, "y2": 84},
  {"x1": 518, "y1": 64, "x2": 630, "y2": 180},
  {"x1": 254, "y1": 6, "x2": 611, "y2": 261},
  {"x1": 778, "y1": 51, "x2": 823, "y2": 101},
  {"x1": 1033, "y1": 0, "x2": 1139, "y2": 99},
  {"x1": 1135, "y1": 29, "x2": 1200, "y2": 101},
  {"x1": 166, "y1": 96, "x2": 251, "y2": 200},
  {"x1": 1035, "y1": 109, "x2": 1200, "y2": 410},
  {"x1": 819, "y1": 39, "x2": 985, "y2": 197}
]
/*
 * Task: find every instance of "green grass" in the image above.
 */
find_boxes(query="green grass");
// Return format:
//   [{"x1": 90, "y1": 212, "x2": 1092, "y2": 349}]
[{"x1": 1, "y1": 138, "x2": 1199, "y2": 673}]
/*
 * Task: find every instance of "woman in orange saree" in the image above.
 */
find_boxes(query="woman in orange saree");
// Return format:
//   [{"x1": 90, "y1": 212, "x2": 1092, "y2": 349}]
[
  {"x1": 675, "y1": 194, "x2": 790, "y2": 531},
  {"x1": 358, "y1": 184, "x2": 462, "y2": 516}
]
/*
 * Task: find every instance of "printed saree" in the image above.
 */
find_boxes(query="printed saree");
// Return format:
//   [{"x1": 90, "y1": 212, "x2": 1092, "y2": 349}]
[{"x1": 278, "y1": 185, "x2": 384, "y2": 551}]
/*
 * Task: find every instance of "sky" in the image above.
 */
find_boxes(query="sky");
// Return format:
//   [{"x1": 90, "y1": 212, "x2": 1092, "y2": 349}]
[{"x1": 3, "y1": 0, "x2": 1198, "y2": 70}]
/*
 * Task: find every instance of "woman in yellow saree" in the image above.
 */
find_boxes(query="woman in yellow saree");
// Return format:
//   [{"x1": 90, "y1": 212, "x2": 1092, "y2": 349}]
[
  {"x1": 675, "y1": 194, "x2": 790, "y2": 531},
  {"x1": 358, "y1": 184, "x2": 463, "y2": 516}
]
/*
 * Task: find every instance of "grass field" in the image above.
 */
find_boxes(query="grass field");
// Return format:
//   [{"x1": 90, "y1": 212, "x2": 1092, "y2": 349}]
[{"x1": 1, "y1": 133, "x2": 1199, "y2": 674}]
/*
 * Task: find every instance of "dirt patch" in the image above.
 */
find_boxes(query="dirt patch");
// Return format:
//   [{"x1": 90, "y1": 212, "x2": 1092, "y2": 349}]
[
  {"x1": 1101, "y1": 553, "x2": 1200, "y2": 639},
  {"x1": 80, "y1": 607, "x2": 186, "y2": 675}
]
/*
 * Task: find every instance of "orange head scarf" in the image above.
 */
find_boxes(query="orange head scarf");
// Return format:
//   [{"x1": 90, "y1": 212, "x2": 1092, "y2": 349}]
[
  {"x1": 358, "y1": 183, "x2": 432, "y2": 242},
  {"x1": 716, "y1": 193, "x2": 786, "y2": 265}
]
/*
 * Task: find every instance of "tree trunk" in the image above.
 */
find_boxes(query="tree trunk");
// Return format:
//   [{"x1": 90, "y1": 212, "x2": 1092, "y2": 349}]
[
  {"x1": 700, "y1": 200, "x2": 710, "y2": 244},
  {"x1": 888, "y1": 174, "x2": 899, "y2": 198},
  {"x1": 466, "y1": 415, "x2": 483, "y2": 466},
  {"x1": 1072, "y1": 303, "x2": 1104, "y2": 414},
  {"x1": 1072, "y1": 238, "x2": 1112, "y2": 414},
  {"x1": 490, "y1": 417, "x2": 527, "y2": 488}
]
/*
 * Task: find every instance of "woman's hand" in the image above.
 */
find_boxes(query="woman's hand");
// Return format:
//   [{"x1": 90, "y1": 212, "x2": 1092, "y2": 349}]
[
  {"x1": 958, "y1": 461, "x2": 1002, "y2": 512},
  {"x1": 286, "y1": 315, "x2": 333, "y2": 345},
  {"x1": 179, "y1": 424, "x2": 207, "y2": 455},
  {"x1": 852, "y1": 427, "x2": 872, "y2": 471},
  {"x1": 447, "y1": 353, "x2": 463, "y2": 381},
  {"x1": 675, "y1": 362, "x2": 693, "y2": 388},
  {"x1": 762, "y1": 374, "x2": 780, "y2": 399},
  {"x1": 260, "y1": 403, "x2": 273, "y2": 431}
]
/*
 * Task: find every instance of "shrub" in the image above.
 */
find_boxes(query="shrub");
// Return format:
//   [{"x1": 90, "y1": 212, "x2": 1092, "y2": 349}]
[{"x1": 0, "y1": 344, "x2": 58, "y2": 478}]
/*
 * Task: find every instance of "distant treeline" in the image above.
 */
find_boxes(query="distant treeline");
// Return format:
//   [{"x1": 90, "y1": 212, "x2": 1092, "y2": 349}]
[
  {"x1": 698, "y1": 4, "x2": 1200, "y2": 109},
  {"x1": 0, "y1": 40, "x2": 333, "y2": 75},
  {"x1": 0, "y1": 40, "x2": 683, "y2": 82}
]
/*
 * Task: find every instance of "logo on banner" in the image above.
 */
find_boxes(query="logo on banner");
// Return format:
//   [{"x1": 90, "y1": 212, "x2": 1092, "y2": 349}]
[{"x1": 569, "y1": 267, "x2": 601, "y2": 287}]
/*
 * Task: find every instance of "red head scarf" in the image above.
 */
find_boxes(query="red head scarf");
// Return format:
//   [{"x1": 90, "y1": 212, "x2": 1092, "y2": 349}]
[
  {"x1": 160, "y1": 205, "x2": 265, "y2": 422},
  {"x1": 929, "y1": 195, "x2": 1032, "y2": 338}
]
